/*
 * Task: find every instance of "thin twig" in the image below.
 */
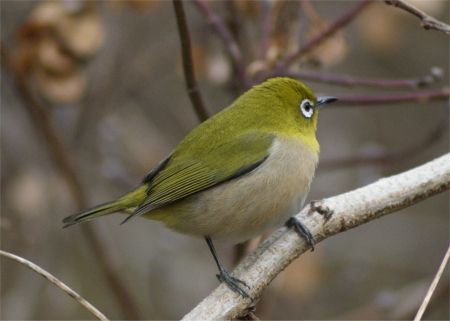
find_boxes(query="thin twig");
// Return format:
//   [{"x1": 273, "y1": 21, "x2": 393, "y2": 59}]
[
  {"x1": 278, "y1": 0, "x2": 374, "y2": 69},
  {"x1": 321, "y1": 119, "x2": 448, "y2": 170},
  {"x1": 337, "y1": 278, "x2": 448, "y2": 320},
  {"x1": 269, "y1": 67, "x2": 443, "y2": 89},
  {"x1": 224, "y1": 0, "x2": 242, "y2": 49},
  {"x1": 334, "y1": 87, "x2": 450, "y2": 105},
  {"x1": 173, "y1": 0, "x2": 209, "y2": 122},
  {"x1": 414, "y1": 245, "x2": 450, "y2": 321},
  {"x1": 192, "y1": 0, "x2": 251, "y2": 89},
  {"x1": 0, "y1": 250, "x2": 109, "y2": 321},
  {"x1": 1, "y1": 44, "x2": 141, "y2": 320},
  {"x1": 258, "y1": 0, "x2": 272, "y2": 60},
  {"x1": 385, "y1": 0, "x2": 450, "y2": 35},
  {"x1": 182, "y1": 153, "x2": 450, "y2": 320}
]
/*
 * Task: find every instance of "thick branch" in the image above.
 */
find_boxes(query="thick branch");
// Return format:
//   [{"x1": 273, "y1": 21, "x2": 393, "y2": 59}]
[
  {"x1": 0, "y1": 250, "x2": 109, "y2": 321},
  {"x1": 278, "y1": 0, "x2": 374, "y2": 69},
  {"x1": 385, "y1": 0, "x2": 450, "y2": 35},
  {"x1": 173, "y1": 0, "x2": 209, "y2": 122},
  {"x1": 182, "y1": 153, "x2": 450, "y2": 320},
  {"x1": 1, "y1": 44, "x2": 141, "y2": 320}
]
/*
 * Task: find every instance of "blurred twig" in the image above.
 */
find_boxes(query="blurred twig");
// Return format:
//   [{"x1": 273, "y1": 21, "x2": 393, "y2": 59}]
[
  {"x1": 321, "y1": 119, "x2": 448, "y2": 170},
  {"x1": 414, "y1": 245, "x2": 450, "y2": 321},
  {"x1": 335, "y1": 87, "x2": 450, "y2": 105},
  {"x1": 183, "y1": 154, "x2": 450, "y2": 320},
  {"x1": 224, "y1": 0, "x2": 242, "y2": 48},
  {"x1": 385, "y1": 0, "x2": 450, "y2": 35},
  {"x1": 192, "y1": 0, "x2": 251, "y2": 89},
  {"x1": 337, "y1": 277, "x2": 448, "y2": 320},
  {"x1": 277, "y1": 0, "x2": 374, "y2": 70},
  {"x1": 173, "y1": 0, "x2": 209, "y2": 122},
  {"x1": 258, "y1": 0, "x2": 272, "y2": 60},
  {"x1": 0, "y1": 250, "x2": 109, "y2": 321},
  {"x1": 272, "y1": 67, "x2": 443, "y2": 89},
  {"x1": 1, "y1": 44, "x2": 141, "y2": 320}
]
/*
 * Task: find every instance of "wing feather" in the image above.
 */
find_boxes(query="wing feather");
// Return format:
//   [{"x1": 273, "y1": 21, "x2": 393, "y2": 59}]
[{"x1": 123, "y1": 132, "x2": 274, "y2": 222}]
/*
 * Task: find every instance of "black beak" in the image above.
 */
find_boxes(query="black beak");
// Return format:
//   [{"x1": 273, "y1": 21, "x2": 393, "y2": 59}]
[{"x1": 316, "y1": 96, "x2": 337, "y2": 108}]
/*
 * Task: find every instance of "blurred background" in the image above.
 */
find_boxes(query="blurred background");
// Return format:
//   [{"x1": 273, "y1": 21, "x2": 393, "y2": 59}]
[{"x1": 1, "y1": 0, "x2": 449, "y2": 320}]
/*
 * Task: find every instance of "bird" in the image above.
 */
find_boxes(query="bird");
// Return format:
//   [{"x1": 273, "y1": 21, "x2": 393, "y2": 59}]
[{"x1": 63, "y1": 77, "x2": 337, "y2": 297}]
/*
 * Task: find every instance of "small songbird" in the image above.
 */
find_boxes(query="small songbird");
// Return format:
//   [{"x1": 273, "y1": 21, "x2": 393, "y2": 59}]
[{"x1": 63, "y1": 77, "x2": 336, "y2": 297}]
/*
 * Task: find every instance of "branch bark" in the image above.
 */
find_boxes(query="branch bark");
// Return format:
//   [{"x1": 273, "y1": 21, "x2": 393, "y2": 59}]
[
  {"x1": 0, "y1": 250, "x2": 109, "y2": 321},
  {"x1": 182, "y1": 153, "x2": 450, "y2": 320},
  {"x1": 385, "y1": 0, "x2": 450, "y2": 35}
]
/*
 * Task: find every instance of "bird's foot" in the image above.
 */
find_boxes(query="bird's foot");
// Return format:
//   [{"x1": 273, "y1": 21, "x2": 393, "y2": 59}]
[
  {"x1": 286, "y1": 217, "x2": 315, "y2": 251},
  {"x1": 309, "y1": 200, "x2": 334, "y2": 221},
  {"x1": 216, "y1": 268, "x2": 250, "y2": 298}
]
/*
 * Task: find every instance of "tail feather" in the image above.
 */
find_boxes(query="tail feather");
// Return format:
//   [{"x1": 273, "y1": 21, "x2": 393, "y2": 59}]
[
  {"x1": 62, "y1": 185, "x2": 148, "y2": 228},
  {"x1": 62, "y1": 201, "x2": 124, "y2": 228}
]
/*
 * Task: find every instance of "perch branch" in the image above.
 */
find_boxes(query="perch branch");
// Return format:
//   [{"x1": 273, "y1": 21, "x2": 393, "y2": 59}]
[
  {"x1": 385, "y1": 0, "x2": 450, "y2": 35},
  {"x1": 271, "y1": 67, "x2": 443, "y2": 89},
  {"x1": 173, "y1": 0, "x2": 209, "y2": 122},
  {"x1": 334, "y1": 87, "x2": 450, "y2": 105},
  {"x1": 182, "y1": 153, "x2": 450, "y2": 320},
  {"x1": 0, "y1": 250, "x2": 109, "y2": 321},
  {"x1": 0, "y1": 44, "x2": 141, "y2": 320},
  {"x1": 414, "y1": 245, "x2": 450, "y2": 321},
  {"x1": 192, "y1": 0, "x2": 251, "y2": 89},
  {"x1": 278, "y1": 0, "x2": 374, "y2": 69}
]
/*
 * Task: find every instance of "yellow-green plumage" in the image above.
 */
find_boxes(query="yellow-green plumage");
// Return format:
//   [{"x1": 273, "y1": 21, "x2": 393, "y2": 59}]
[{"x1": 63, "y1": 78, "x2": 326, "y2": 243}]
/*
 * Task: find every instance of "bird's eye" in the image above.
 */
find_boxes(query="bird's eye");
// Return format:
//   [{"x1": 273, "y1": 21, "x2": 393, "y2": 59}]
[{"x1": 300, "y1": 99, "x2": 314, "y2": 119}]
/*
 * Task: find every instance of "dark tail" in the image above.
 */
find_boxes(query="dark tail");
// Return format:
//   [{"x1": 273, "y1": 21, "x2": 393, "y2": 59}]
[
  {"x1": 62, "y1": 201, "x2": 125, "y2": 228},
  {"x1": 62, "y1": 185, "x2": 149, "y2": 228}
]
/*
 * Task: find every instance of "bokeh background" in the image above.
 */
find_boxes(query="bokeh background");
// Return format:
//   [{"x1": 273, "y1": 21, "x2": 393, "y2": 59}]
[{"x1": 1, "y1": 0, "x2": 449, "y2": 320}]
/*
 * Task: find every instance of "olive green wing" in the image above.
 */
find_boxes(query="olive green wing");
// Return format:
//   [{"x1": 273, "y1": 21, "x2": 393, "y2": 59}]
[{"x1": 123, "y1": 132, "x2": 274, "y2": 222}]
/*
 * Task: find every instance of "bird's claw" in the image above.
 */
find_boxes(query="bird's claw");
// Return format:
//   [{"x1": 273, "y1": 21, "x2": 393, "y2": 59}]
[
  {"x1": 216, "y1": 270, "x2": 250, "y2": 298},
  {"x1": 286, "y1": 217, "x2": 315, "y2": 251}
]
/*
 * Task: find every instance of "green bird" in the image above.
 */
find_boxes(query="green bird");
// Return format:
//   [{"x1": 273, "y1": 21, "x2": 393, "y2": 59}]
[{"x1": 63, "y1": 77, "x2": 336, "y2": 297}]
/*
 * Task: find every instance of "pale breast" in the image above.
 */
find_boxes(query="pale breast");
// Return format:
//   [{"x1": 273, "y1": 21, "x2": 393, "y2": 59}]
[{"x1": 160, "y1": 136, "x2": 319, "y2": 243}]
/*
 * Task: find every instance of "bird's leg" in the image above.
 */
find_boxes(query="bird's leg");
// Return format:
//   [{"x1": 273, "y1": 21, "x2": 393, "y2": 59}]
[
  {"x1": 204, "y1": 236, "x2": 250, "y2": 298},
  {"x1": 286, "y1": 217, "x2": 315, "y2": 251}
]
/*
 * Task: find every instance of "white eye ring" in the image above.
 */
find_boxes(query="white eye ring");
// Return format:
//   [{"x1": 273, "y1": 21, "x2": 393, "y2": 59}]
[{"x1": 300, "y1": 99, "x2": 314, "y2": 119}]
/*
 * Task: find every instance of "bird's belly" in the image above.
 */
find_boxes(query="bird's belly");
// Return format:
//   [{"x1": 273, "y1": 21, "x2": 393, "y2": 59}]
[{"x1": 147, "y1": 138, "x2": 318, "y2": 244}]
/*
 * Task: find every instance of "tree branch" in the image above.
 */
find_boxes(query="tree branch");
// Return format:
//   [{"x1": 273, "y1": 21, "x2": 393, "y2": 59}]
[
  {"x1": 277, "y1": 0, "x2": 374, "y2": 69},
  {"x1": 385, "y1": 0, "x2": 450, "y2": 35},
  {"x1": 173, "y1": 0, "x2": 209, "y2": 122},
  {"x1": 334, "y1": 87, "x2": 450, "y2": 105},
  {"x1": 192, "y1": 0, "x2": 251, "y2": 89},
  {"x1": 270, "y1": 67, "x2": 443, "y2": 89},
  {"x1": 0, "y1": 250, "x2": 109, "y2": 321},
  {"x1": 414, "y1": 245, "x2": 450, "y2": 321},
  {"x1": 0, "y1": 44, "x2": 141, "y2": 320},
  {"x1": 182, "y1": 153, "x2": 450, "y2": 320}
]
